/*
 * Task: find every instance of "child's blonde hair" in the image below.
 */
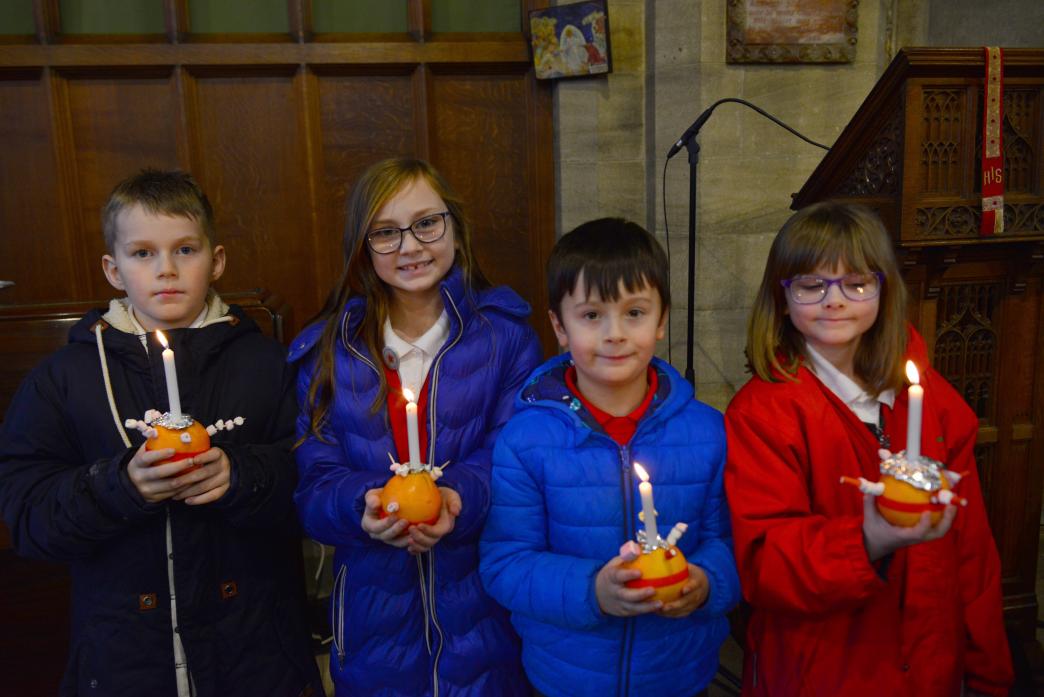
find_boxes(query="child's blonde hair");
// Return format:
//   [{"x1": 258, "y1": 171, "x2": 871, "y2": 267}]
[
  {"x1": 747, "y1": 201, "x2": 908, "y2": 395},
  {"x1": 304, "y1": 158, "x2": 489, "y2": 438}
]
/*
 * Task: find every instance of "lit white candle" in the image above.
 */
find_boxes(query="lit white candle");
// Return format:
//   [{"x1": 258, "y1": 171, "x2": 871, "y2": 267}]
[
  {"x1": 156, "y1": 331, "x2": 181, "y2": 418},
  {"x1": 633, "y1": 462, "x2": 658, "y2": 542},
  {"x1": 402, "y1": 388, "x2": 421, "y2": 465},
  {"x1": 905, "y1": 361, "x2": 923, "y2": 463}
]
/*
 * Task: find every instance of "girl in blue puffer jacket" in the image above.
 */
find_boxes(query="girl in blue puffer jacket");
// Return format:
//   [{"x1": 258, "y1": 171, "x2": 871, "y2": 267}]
[{"x1": 291, "y1": 158, "x2": 541, "y2": 696}]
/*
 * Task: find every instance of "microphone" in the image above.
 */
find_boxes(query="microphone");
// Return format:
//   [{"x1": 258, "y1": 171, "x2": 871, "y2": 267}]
[
  {"x1": 666, "y1": 98, "x2": 831, "y2": 160},
  {"x1": 665, "y1": 104, "x2": 717, "y2": 160}
]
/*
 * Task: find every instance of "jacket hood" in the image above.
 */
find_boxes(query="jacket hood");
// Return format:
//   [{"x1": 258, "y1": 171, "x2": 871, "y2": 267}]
[
  {"x1": 517, "y1": 353, "x2": 689, "y2": 436},
  {"x1": 287, "y1": 265, "x2": 530, "y2": 364},
  {"x1": 68, "y1": 295, "x2": 258, "y2": 369}
]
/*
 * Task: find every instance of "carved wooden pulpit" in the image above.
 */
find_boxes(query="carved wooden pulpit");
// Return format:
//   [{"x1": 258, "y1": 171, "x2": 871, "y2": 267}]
[{"x1": 793, "y1": 47, "x2": 1044, "y2": 643}]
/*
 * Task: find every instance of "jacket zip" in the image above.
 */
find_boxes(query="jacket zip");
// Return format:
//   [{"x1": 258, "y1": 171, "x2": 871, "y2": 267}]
[
  {"x1": 331, "y1": 563, "x2": 348, "y2": 669},
  {"x1": 420, "y1": 287, "x2": 465, "y2": 697},
  {"x1": 617, "y1": 444, "x2": 636, "y2": 697},
  {"x1": 341, "y1": 293, "x2": 466, "y2": 697}
]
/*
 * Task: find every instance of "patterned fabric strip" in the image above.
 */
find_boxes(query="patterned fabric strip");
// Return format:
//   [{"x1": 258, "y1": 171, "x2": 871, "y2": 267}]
[{"x1": 980, "y1": 46, "x2": 1004, "y2": 235}]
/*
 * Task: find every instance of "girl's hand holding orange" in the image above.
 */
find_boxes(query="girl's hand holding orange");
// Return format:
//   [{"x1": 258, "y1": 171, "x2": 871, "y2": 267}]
[
  {"x1": 861, "y1": 493, "x2": 956, "y2": 562},
  {"x1": 405, "y1": 487, "x2": 461, "y2": 555},
  {"x1": 362, "y1": 488, "x2": 410, "y2": 548}
]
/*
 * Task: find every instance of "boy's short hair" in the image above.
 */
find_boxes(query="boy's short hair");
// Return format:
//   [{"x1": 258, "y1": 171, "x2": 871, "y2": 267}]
[
  {"x1": 102, "y1": 169, "x2": 215, "y2": 252},
  {"x1": 547, "y1": 218, "x2": 670, "y2": 318}
]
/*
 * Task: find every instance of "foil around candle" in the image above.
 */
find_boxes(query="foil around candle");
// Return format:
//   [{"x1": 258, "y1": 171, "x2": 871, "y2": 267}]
[
  {"x1": 635, "y1": 529, "x2": 668, "y2": 554},
  {"x1": 879, "y1": 451, "x2": 946, "y2": 492},
  {"x1": 151, "y1": 412, "x2": 195, "y2": 430}
]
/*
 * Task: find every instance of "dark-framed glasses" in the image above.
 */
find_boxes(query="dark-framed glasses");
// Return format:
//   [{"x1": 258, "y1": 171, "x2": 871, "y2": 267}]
[
  {"x1": 781, "y1": 271, "x2": 884, "y2": 304},
  {"x1": 366, "y1": 211, "x2": 450, "y2": 254}
]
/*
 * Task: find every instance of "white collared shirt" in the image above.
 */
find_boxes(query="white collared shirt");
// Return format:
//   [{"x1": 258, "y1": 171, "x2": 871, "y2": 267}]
[
  {"x1": 805, "y1": 343, "x2": 895, "y2": 424},
  {"x1": 383, "y1": 312, "x2": 450, "y2": 396}
]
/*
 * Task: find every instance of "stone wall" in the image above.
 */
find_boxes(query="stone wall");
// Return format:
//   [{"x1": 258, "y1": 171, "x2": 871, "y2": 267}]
[{"x1": 552, "y1": 0, "x2": 1041, "y2": 410}]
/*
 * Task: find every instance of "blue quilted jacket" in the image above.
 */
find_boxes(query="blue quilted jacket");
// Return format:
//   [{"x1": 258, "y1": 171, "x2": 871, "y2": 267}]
[
  {"x1": 289, "y1": 267, "x2": 542, "y2": 696},
  {"x1": 480, "y1": 354, "x2": 741, "y2": 697}
]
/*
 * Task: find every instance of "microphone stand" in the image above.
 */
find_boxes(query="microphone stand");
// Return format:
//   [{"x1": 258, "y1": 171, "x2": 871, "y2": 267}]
[
  {"x1": 684, "y1": 137, "x2": 699, "y2": 386},
  {"x1": 667, "y1": 98, "x2": 829, "y2": 386}
]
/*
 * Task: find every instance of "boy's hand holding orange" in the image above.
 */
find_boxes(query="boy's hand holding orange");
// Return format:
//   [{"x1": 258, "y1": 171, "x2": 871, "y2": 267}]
[
  {"x1": 127, "y1": 441, "x2": 188, "y2": 503},
  {"x1": 595, "y1": 545, "x2": 662, "y2": 617},
  {"x1": 171, "y1": 447, "x2": 231, "y2": 505},
  {"x1": 657, "y1": 563, "x2": 709, "y2": 618}
]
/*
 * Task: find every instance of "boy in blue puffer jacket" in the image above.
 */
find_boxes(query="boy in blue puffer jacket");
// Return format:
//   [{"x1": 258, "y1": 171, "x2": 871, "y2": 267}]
[{"x1": 481, "y1": 218, "x2": 741, "y2": 697}]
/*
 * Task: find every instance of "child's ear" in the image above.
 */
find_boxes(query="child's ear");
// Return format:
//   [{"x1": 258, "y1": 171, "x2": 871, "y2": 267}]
[
  {"x1": 656, "y1": 306, "x2": 668, "y2": 341},
  {"x1": 548, "y1": 309, "x2": 570, "y2": 350},
  {"x1": 101, "y1": 255, "x2": 124, "y2": 291},
  {"x1": 209, "y1": 244, "x2": 226, "y2": 283}
]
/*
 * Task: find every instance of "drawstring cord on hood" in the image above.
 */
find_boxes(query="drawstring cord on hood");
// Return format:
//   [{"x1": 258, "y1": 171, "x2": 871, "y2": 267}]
[{"x1": 95, "y1": 323, "x2": 132, "y2": 449}]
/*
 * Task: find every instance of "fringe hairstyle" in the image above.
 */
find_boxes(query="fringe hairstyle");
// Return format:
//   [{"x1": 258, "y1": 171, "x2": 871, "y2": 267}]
[
  {"x1": 746, "y1": 201, "x2": 908, "y2": 396},
  {"x1": 303, "y1": 158, "x2": 490, "y2": 439},
  {"x1": 102, "y1": 169, "x2": 215, "y2": 253},
  {"x1": 547, "y1": 218, "x2": 670, "y2": 319}
]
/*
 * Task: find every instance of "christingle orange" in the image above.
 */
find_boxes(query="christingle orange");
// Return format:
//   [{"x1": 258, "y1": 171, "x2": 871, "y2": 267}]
[
  {"x1": 841, "y1": 449, "x2": 967, "y2": 527},
  {"x1": 379, "y1": 458, "x2": 445, "y2": 525},
  {"x1": 125, "y1": 409, "x2": 245, "y2": 476}
]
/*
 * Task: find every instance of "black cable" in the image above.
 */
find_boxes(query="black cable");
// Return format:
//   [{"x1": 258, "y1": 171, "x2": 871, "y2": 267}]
[
  {"x1": 661, "y1": 98, "x2": 830, "y2": 375},
  {"x1": 662, "y1": 156, "x2": 672, "y2": 366}
]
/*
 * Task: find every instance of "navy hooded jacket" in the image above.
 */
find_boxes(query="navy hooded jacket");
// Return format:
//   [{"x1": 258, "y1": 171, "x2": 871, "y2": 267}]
[
  {"x1": 290, "y1": 266, "x2": 542, "y2": 696},
  {"x1": 0, "y1": 300, "x2": 322, "y2": 697},
  {"x1": 480, "y1": 354, "x2": 741, "y2": 697}
]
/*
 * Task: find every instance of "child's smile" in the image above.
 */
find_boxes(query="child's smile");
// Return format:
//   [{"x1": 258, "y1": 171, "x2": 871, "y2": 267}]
[{"x1": 368, "y1": 177, "x2": 456, "y2": 304}]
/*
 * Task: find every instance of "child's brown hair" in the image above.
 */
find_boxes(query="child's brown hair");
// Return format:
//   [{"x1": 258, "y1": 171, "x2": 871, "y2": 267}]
[
  {"x1": 102, "y1": 169, "x2": 215, "y2": 252},
  {"x1": 303, "y1": 157, "x2": 489, "y2": 438},
  {"x1": 747, "y1": 201, "x2": 907, "y2": 396}
]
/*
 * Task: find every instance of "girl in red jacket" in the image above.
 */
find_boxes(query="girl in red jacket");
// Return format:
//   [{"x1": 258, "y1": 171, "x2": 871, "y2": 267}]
[{"x1": 724, "y1": 201, "x2": 1013, "y2": 697}]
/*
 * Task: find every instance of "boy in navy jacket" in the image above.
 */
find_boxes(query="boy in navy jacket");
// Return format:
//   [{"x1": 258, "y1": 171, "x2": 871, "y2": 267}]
[
  {"x1": 480, "y1": 218, "x2": 740, "y2": 697},
  {"x1": 0, "y1": 170, "x2": 321, "y2": 696}
]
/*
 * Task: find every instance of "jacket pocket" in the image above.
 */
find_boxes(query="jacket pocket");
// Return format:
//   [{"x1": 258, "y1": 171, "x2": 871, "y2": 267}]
[{"x1": 330, "y1": 563, "x2": 348, "y2": 669}]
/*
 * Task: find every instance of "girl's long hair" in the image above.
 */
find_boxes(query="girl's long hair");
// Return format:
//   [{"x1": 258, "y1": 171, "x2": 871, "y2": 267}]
[
  {"x1": 304, "y1": 158, "x2": 490, "y2": 438},
  {"x1": 747, "y1": 201, "x2": 908, "y2": 396}
]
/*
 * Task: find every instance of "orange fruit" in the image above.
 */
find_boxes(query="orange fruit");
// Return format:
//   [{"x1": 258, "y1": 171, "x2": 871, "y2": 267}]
[
  {"x1": 380, "y1": 471, "x2": 442, "y2": 525},
  {"x1": 621, "y1": 546, "x2": 690, "y2": 603},
  {"x1": 876, "y1": 473, "x2": 951, "y2": 527},
  {"x1": 146, "y1": 421, "x2": 210, "y2": 475}
]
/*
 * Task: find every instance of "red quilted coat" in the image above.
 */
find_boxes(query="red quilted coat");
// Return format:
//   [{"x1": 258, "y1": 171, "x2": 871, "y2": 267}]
[{"x1": 724, "y1": 329, "x2": 1012, "y2": 697}]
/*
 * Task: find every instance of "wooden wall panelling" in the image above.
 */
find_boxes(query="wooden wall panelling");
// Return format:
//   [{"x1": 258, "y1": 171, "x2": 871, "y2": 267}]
[
  {"x1": 63, "y1": 68, "x2": 182, "y2": 300},
  {"x1": 429, "y1": 67, "x2": 554, "y2": 349},
  {"x1": 523, "y1": 66, "x2": 555, "y2": 351},
  {"x1": 992, "y1": 270, "x2": 1043, "y2": 632},
  {"x1": 0, "y1": 69, "x2": 78, "y2": 304},
  {"x1": 297, "y1": 66, "x2": 323, "y2": 318},
  {"x1": 313, "y1": 66, "x2": 419, "y2": 316},
  {"x1": 189, "y1": 65, "x2": 315, "y2": 338}
]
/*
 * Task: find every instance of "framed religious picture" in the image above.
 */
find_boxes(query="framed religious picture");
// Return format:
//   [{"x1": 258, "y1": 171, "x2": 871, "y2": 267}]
[
  {"x1": 726, "y1": 0, "x2": 858, "y2": 64},
  {"x1": 529, "y1": 0, "x2": 611, "y2": 80}
]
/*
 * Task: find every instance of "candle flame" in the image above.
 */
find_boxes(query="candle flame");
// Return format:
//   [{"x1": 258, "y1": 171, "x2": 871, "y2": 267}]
[
  {"x1": 156, "y1": 330, "x2": 169, "y2": 349},
  {"x1": 402, "y1": 387, "x2": 416, "y2": 403},
  {"x1": 633, "y1": 462, "x2": 649, "y2": 482},
  {"x1": 905, "y1": 360, "x2": 920, "y2": 385}
]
